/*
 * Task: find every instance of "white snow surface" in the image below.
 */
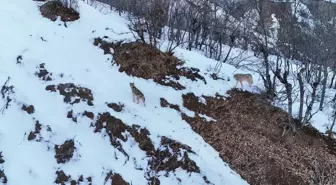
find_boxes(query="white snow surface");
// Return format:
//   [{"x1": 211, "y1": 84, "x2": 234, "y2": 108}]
[{"x1": 0, "y1": 0, "x2": 251, "y2": 185}]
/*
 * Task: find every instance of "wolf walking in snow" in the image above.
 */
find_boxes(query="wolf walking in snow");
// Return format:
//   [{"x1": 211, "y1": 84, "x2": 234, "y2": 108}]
[
  {"x1": 233, "y1": 73, "x2": 253, "y2": 88},
  {"x1": 130, "y1": 82, "x2": 146, "y2": 106}
]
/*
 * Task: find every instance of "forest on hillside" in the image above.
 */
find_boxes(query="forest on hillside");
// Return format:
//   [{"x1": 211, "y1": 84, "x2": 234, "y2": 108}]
[{"x1": 78, "y1": 0, "x2": 336, "y2": 134}]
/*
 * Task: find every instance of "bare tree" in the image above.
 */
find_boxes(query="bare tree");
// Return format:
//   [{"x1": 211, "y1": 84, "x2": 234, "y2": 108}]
[
  {"x1": 164, "y1": 0, "x2": 188, "y2": 52},
  {"x1": 250, "y1": 0, "x2": 276, "y2": 99},
  {"x1": 327, "y1": 94, "x2": 336, "y2": 137},
  {"x1": 60, "y1": 0, "x2": 79, "y2": 10},
  {"x1": 272, "y1": 57, "x2": 295, "y2": 132},
  {"x1": 302, "y1": 64, "x2": 323, "y2": 125}
]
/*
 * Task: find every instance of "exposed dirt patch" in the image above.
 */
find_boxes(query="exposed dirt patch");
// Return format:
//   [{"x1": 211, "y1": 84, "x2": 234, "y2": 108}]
[
  {"x1": 54, "y1": 139, "x2": 76, "y2": 164},
  {"x1": 82, "y1": 111, "x2": 94, "y2": 120},
  {"x1": 93, "y1": 112, "x2": 210, "y2": 184},
  {"x1": 93, "y1": 39, "x2": 206, "y2": 90},
  {"x1": 105, "y1": 171, "x2": 130, "y2": 185},
  {"x1": 302, "y1": 125, "x2": 336, "y2": 155},
  {"x1": 55, "y1": 170, "x2": 70, "y2": 185},
  {"x1": 27, "y1": 121, "x2": 53, "y2": 142},
  {"x1": 55, "y1": 170, "x2": 92, "y2": 185},
  {"x1": 160, "y1": 98, "x2": 180, "y2": 112},
  {"x1": 107, "y1": 102, "x2": 124, "y2": 112},
  {"x1": 46, "y1": 83, "x2": 94, "y2": 106},
  {"x1": 67, "y1": 110, "x2": 77, "y2": 123},
  {"x1": 128, "y1": 125, "x2": 156, "y2": 156},
  {"x1": 0, "y1": 152, "x2": 7, "y2": 184},
  {"x1": 35, "y1": 63, "x2": 53, "y2": 81},
  {"x1": 149, "y1": 136, "x2": 199, "y2": 174},
  {"x1": 147, "y1": 177, "x2": 160, "y2": 185},
  {"x1": 181, "y1": 89, "x2": 336, "y2": 185},
  {"x1": 209, "y1": 73, "x2": 227, "y2": 81},
  {"x1": 94, "y1": 112, "x2": 130, "y2": 161},
  {"x1": 28, "y1": 121, "x2": 42, "y2": 141},
  {"x1": 40, "y1": 0, "x2": 79, "y2": 22},
  {"x1": 22, "y1": 104, "x2": 35, "y2": 114}
]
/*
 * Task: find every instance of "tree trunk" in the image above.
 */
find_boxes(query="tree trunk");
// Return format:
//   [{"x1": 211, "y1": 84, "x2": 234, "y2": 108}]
[
  {"x1": 303, "y1": 69, "x2": 322, "y2": 125},
  {"x1": 297, "y1": 68, "x2": 305, "y2": 123},
  {"x1": 329, "y1": 70, "x2": 336, "y2": 88},
  {"x1": 328, "y1": 114, "x2": 336, "y2": 136},
  {"x1": 319, "y1": 65, "x2": 328, "y2": 111},
  {"x1": 328, "y1": 94, "x2": 336, "y2": 136},
  {"x1": 286, "y1": 83, "x2": 293, "y2": 124},
  {"x1": 303, "y1": 83, "x2": 318, "y2": 125},
  {"x1": 263, "y1": 50, "x2": 274, "y2": 98}
]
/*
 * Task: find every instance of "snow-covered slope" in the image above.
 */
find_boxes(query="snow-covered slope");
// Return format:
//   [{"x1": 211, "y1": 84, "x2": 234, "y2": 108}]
[{"x1": 0, "y1": 0, "x2": 252, "y2": 184}]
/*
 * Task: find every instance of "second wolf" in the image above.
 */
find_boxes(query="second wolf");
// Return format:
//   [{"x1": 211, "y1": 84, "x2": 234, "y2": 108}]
[
  {"x1": 130, "y1": 82, "x2": 146, "y2": 106},
  {"x1": 233, "y1": 73, "x2": 253, "y2": 88}
]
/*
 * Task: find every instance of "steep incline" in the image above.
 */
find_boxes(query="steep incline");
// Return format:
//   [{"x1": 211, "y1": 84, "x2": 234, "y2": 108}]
[{"x1": 0, "y1": 0, "x2": 250, "y2": 184}]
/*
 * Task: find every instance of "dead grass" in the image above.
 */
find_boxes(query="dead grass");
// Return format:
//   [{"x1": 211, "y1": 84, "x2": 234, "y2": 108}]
[
  {"x1": 0, "y1": 152, "x2": 7, "y2": 184},
  {"x1": 46, "y1": 83, "x2": 94, "y2": 106},
  {"x1": 54, "y1": 139, "x2": 76, "y2": 164},
  {"x1": 92, "y1": 112, "x2": 211, "y2": 184},
  {"x1": 55, "y1": 170, "x2": 92, "y2": 185},
  {"x1": 22, "y1": 104, "x2": 35, "y2": 114},
  {"x1": 28, "y1": 121, "x2": 42, "y2": 141},
  {"x1": 176, "y1": 89, "x2": 336, "y2": 185},
  {"x1": 35, "y1": 63, "x2": 53, "y2": 81},
  {"x1": 93, "y1": 39, "x2": 206, "y2": 90},
  {"x1": 107, "y1": 102, "x2": 124, "y2": 112},
  {"x1": 67, "y1": 110, "x2": 77, "y2": 123},
  {"x1": 160, "y1": 98, "x2": 180, "y2": 112},
  {"x1": 82, "y1": 111, "x2": 94, "y2": 120},
  {"x1": 105, "y1": 172, "x2": 130, "y2": 185},
  {"x1": 40, "y1": 1, "x2": 79, "y2": 22}
]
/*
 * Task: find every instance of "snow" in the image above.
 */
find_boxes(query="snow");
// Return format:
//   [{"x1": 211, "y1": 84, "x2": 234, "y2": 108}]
[
  {"x1": 1, "y1": 0, "x2": 335, "y2": 184},
  {"x1": 0, "y1": 0, "x2": 251, "y2": 184}
]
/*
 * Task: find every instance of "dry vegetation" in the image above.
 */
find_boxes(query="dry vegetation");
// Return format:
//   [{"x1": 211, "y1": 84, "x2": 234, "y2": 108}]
[
  {"x1": 46, "y1": 83, "x2": 94, "y2": 106},
  {"x1": 93, "y1": 112, "x2": 212, "y2": 184},
  {"x1": 177, "y1": 90, "x2": 336, "y2": 185},
  {"x1": 91, "y1": 37, "x2": 336, "y2": 184},
  {"x1": 33, "y1": 1, "x2": 336, "y2": 183},
  {"x1": 93, "y1": 38, "x2": 206, "y2": 90},
  {"x1": 40, "y1": 0, "x2": 80, "y2": 22}
]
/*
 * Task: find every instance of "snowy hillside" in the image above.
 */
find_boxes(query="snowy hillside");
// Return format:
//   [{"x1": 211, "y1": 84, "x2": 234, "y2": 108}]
[{"x1": 0, "y1": 0, "x2": 254, "y2": 184}]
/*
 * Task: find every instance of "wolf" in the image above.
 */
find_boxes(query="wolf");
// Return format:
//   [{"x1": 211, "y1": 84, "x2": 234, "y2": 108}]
[
  {"x1": 130, "y1": 82, "x2": 146, "y2": 106},
  {"x1": 233, "y1": 73, "x2": 253, "y2": 88}
]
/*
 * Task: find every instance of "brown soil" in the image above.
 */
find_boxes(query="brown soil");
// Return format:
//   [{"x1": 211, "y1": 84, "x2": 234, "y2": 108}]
[
  {"x1": 150, "y1": 136, "x2": 199, "y2": 174},
  {"x1": 105, "y1": 172, "x2": 130, "y2": 185},
  {"x1": 28, "y1": 121, "x2": 42, "y2": 141},
  {"x1": 160, "y1": 98, "x2": 180, "y2": 112},
  {"x1": 35, "y1": 63, "x2": 53, "y2": 81},
  {"x1": 22, "y1": 104, "x2": 35, "y2": 114},
  {"x1": 93, "y1": 39, "x2": 206, "y2": 90},
  {"x1": 54, "y1": 139, "x2": 76, "y2": 164},
  {"x1": 209, "y1": 73, "x2": 227, "y2": 81},
  {"x1": 94, "y1": 112, "x2": 130, "y2": 162},
  {"x1": 147, "y1": 177, "x2": 160, "y2": 185},
  {"x1": 82, "y1": 111, "x2": 94, "y2": 120},
  {"x1": 40, "y1": 1, "x2": 79, "y2": 22},
  {"x1": 67, "y1": 110, "x2": 77, "y2": 123},
  {"x1": 55, "y1": 170, "x2": 70, "y2": 184},
  {"x1": 93, "y1": 112, "x2": 211, "y2": 184},
  {"x1": 55, "y1": 170, "x2": 92, "y2": 185},
  {"x1": 107, "y1": 102, "x2": 124, "y2": 112},
  {"x1": 46, "y1": 83, "x2": 94, "y2": 106},
  {"x1": 0, "y1": 152, "x2": 7, "y2": 184},
  {"x1": 176, "y1": 89, "x2": 336, "y2": 185}
]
